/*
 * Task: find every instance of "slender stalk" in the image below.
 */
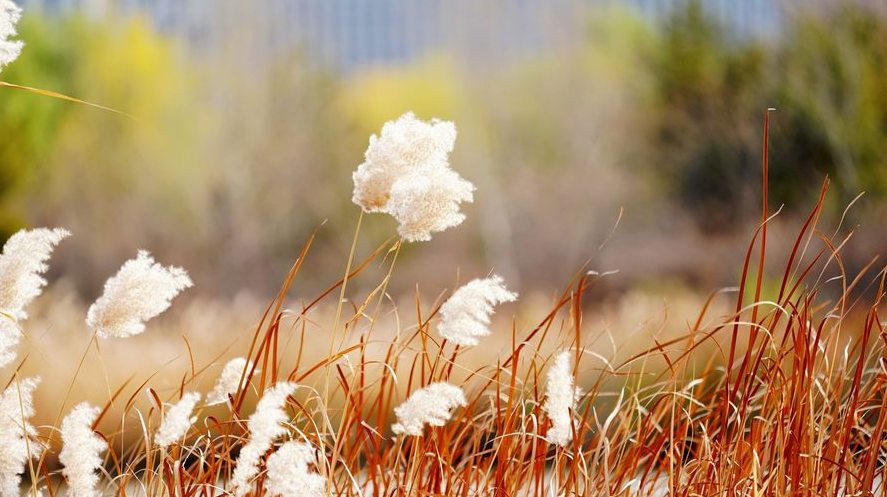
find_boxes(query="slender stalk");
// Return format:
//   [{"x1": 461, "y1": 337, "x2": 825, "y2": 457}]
[
  {"x1": 12, "y1": 373, "x2": 40, "y2": 497},
  {"x1": 322, "y1": 210, "x2": 364, "y2": 494},
  {"x1": 328, "y1": 239, "x2": 402, "y2": 490}
]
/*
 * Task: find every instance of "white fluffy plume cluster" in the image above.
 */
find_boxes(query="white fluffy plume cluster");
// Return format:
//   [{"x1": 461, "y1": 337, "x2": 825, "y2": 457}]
[
  {"x1": 231, "y1": 382, "x2": 296, "y2": 497},
  {"x1": 391, "y1": 382, "x2": 467, "y2": 436},
  {"x1": 154, "y1": 392, "x2": 201, "y2": 449},
  {"x1": 0, "y1": 228, "x2": 69, "y2": 368},
  {"x1": 0, "y1": 0, "x2": 23, "y2": 73},
  {"x1": 438, "y1": 275, "x2": 517, "y2": 347},
  {"x1": 352, "y1": 112, "x2": 475, "y2": 242},
  {"x1": 264, "y1": 441, "x2": 326, "y2": 497},
  {"x1": 59, "y1": 403, "x2": 107, "y2": 497},
  {"x1": 543, "y1": 351, "x2": 581, "y2": 447},
  {"x1": 206, "y1": 357, "x2": 255, "y2": 406},
  {"x1": 86, "y1": 250, "x2": 193, "y2": 339},
  {"x1": 0, "y1": 377, "x2": 40, "y2": 497}
]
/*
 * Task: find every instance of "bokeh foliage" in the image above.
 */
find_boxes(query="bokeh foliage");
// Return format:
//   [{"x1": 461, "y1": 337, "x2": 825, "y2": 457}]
[{"x1": 650, "y1": 2, "x2": 887, "y2": 227}]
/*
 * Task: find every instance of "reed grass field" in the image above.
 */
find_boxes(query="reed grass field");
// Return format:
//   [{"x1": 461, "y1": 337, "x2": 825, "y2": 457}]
[{"x1": 3, "y1": 2, "x2": 887, "y2": 496}]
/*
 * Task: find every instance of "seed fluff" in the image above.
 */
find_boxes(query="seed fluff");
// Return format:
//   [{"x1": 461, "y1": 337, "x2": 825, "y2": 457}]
[
  {"x1": 154, "y1": 392, "x2": 201, "y2": 449},
  {"x1": 0, "y1": 376, "x2": 40, "y2": 497},
  {"x1": 86, "y1": 250, "x2": 192, "y2": 339},
  {"x1": 352, "y1": 112, "x2": 474, "y2": 242},
  {"x1": 391, "y1": 382, "x2": 467, "y2": 436},
  {"x1": 60, "y1": 403, "x2": 107, "y2": 497},
  {"x1": 231, "y1": 381, "x2": 296, "y2": 497},
  {"x1": 438, "y1": 275, "x2": 517, "y2": 347},
  {"x1": 0, "y1": 228, "x2": 69, "y2": 368},
  {"x1": 265, "y1": 441, "x2": 326, "y2": 497},
  {"x1": 0, "y1": 0, "x2": 23, "y2": 72},
  {"x1": 543, "y1": 351, "x2": 582, "y2": 447}
]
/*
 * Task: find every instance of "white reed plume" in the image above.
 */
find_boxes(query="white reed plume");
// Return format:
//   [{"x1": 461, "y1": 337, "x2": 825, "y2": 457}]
[
  {"x1": 352, "y1": 112, "x2": 456, "y2": 212},
  {"x1": 543, "y1": 351, "x2": 582, "y2": 447},
  {"x1": 352, "y1": 112, "x2": 474, "y2": 242},
  {"x1": 264, "y1": 441, "x2": 326, "y2": 497},
  {"x1": 154, "y1": 392, "x2": 200, "y2": 449},
  {"x1": 59, "y1": 403, "x2": 107, "y2": 497},
  {"x1": 385, "y1": 166, "x2": 474, "y2": 242},
  {"x1": 0, "y1": 376, "x2": 40, "y2": 497},
  {"x1": 438, "y1": 275, "x2": 517, "y2": 347},
  {"x1": 231, "y1": 382, "x2": 296, "y2": 497},
  {"x1": 0, "y1": 332, "x2": 15, "y2": 373},
  {"x1": 0, "y1": 228, "x2": 69, "y2": 321},
  {"x1": 391, "y1": 382, "x2": 467, "y2": 436},
  {"x1": 0, "y1": 228, "x2": 69, "y2": 368},
  {"x1": 205, "y1": 358, "x2": 255, "y2": 406},
  {"x1": 0, "y1": 0, "x2": 23, "y2": 73},
  {"x1": 86, "y1": 250, "x2": 192, "y2": 339}
]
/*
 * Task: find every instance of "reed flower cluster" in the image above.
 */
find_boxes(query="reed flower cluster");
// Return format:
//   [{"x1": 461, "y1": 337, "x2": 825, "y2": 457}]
[
  {"x1": 231, "y1": 382, "x2": 297, "y2": 497},
  {"x1": 205, "y1": 357, "x2": 254, "y2": 406},
  {"x1": 264, "y1": 441, "x2": 326, "y2": 497},
  {"x1": 0, "y1": 0, "x2": 22, "y2": 72},
  {"x1": 391, "y1": 382, "x2": 467, "y2": 436},
  {"x1": 0, "y1": 377, "x2": 40, "y2": 497},
  {"x1": 154, "y1": 392, "x2": 201, "y2": 449},
  {"x1": 86, "y1": 250, "x2": 193, "y2": 339},
  {"x1": 438, "y1": 275, "x2": 517, "y2": 347},
  {"x1": 352, "y1": 112, "x2": 474, "y2": 242},
  {"x1": 543, "y1": 351, "x2": 581, "y2": 447},
  {"x1": 0, "y1": 228, "x2": 69, "y2": 367},
  {"x1": 59, "y1": 403, "x2": 106, "y2": 497}
]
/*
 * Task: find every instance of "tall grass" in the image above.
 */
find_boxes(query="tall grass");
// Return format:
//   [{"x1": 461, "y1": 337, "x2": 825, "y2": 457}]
[
  {"x1": 2, "y1": 129, "x2": 884, "y2": 496},
  {"x1": 3, "y1": 8, "x2": 887, "y2": 494}
]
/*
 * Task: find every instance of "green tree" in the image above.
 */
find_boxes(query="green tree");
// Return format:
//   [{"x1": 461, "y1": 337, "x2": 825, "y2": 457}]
[
  {"x1": 649, "y1": 1, "x2": 767, "y2": 230},
  {"x1": 773, "y1": 5, "x2": 887, "y2": 213},
  {"x1": 0, "y1": 14, "x2": 206, "y2": 292}
]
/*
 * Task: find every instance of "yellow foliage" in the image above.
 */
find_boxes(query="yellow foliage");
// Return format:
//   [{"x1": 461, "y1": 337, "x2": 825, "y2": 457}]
[{"x1": 340, "y1": 54, "x2": 466, "y2": 136}]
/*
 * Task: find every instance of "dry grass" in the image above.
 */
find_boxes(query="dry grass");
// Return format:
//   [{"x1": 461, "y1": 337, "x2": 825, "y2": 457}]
[
  {"x1": 0, "y1": 54, "x2": 881, "y2": 495},
  {"x1": 17, "y1": 280, "x2": 708, "y2": 447},
  {"x1": 9, "y1": 162, "x2": 887, "y2": 496}
]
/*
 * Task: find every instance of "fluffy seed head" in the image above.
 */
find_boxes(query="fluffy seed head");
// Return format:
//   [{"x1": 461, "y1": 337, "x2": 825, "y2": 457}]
[
  {"x1": 352, "y1": 112, "x2": 456, "y2": 212},
  {"x1": 352, "y1": 112, "x2": 474, "y2": 242},
  {"x1": 86, "y1": 250, "x2": 193, "y2": 339},
  {"x1": 0, "y1": 328, "x2": 17, "y2": 372},
  {"x1": 0, "y1": 228, "x2": 69, "y2": 321},
  {"x1": 0, "y1": 0, "x2": 23, "y2": 73},
  {"x1": 231, "y1": 382, "x2": 296, "y2": 497},
  {"x1": 438, "y1": 275, "x2": 517, "y2": 347},
  {"x1": 543, "y1": 351, "x2": 581, "y2": 447},
  {"x1": 206, "y1": 358, "x2": 255, "y2": 406},
  {"x1": 385, "y1": 166, "x2": 475, "y2": 242},
  {"x1": 59, "y1": 403, "x2": 107, "y2": 497},
  {"x1": 391, "y1": 382, "x2": 467, "y2": 436},
  {"x1": 0, "y1": 376, "x2": 40, "y2": 497},
  {"x1": 264, "y1": 441, "x2": 326, "y2": 497},
  {"x1": 0, "y1": 228, "x2": 69, "y2": 368},
  {"x1": 154, "y1": 392, "x2": 200, "y2": 449}
]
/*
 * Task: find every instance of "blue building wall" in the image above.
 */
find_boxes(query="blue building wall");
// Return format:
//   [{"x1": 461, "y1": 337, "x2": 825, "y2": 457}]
[{"x1": 18, "y1": 0, "x2": 785, "y2": 71}]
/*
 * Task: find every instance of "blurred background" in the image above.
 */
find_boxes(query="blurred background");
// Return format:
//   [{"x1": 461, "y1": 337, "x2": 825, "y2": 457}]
[{"x1": 1, "y1": 0, "x2": 886, "y2": 301}]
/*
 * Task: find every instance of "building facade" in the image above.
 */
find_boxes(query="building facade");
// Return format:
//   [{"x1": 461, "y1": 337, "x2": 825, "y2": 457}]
[{"x1": 20, "y1": 0, "x2": 784, "y2": 71}]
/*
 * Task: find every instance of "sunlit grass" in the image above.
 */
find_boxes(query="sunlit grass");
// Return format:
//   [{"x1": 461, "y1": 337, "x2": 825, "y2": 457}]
[{"x1": 8, "y1": 169, "x2": 886, "y2": 495}]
